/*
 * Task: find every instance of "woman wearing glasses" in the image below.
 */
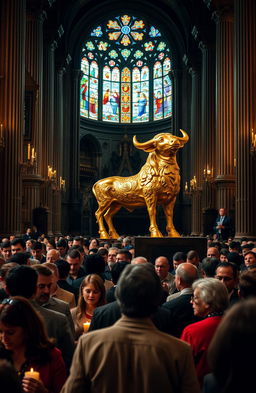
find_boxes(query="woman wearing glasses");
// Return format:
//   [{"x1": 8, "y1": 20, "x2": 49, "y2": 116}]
[{"x1": 181, "y1": 278, "x2": 229, "y2": 386}]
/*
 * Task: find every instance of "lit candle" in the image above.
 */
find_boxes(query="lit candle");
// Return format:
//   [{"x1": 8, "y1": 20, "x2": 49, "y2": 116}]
[
  {"x1": 185, "y1": 181, "x2": 188, "y2": 191},
  {"x1": 31, "y1": 147, "x2": 35, "y2": 159},
  {"x1": 28, "y1": 144, "x2": 31, "y2": 160},
  {"x1": 252, "y1": 129, "x2": 254, "y2": 144},
  {"x1": 24, "y1": 368, "x2": 40, "y2": 380},
  {"x1": 0, "y1": 123, "x2": 3, "y2": 139},
  {"x1": 83, "y1": 322, "x2": 91, "y2": 333}
]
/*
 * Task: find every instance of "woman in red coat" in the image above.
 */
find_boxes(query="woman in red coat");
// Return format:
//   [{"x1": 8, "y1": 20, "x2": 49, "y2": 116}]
[{"x1": 181, "y1": 278, "x2": 229, "y2": 386}]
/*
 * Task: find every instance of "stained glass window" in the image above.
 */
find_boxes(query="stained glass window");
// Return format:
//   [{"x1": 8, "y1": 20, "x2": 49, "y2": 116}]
[{"x1": 80, "y1": 15, "x2": 173, "y2": 123}]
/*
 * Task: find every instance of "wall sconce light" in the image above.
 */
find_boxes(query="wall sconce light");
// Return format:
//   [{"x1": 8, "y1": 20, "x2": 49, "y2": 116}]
[
  {"x1": 48, "y1": 165, "x2": 56, "y2": 180},
  {"x1": 0, "y1": 123, "x2": 5, "y2": 152},
  {"x1": 203, "y1": 167, "x2": 213, "y2": 182},
  {"x1": 251, "y1": 129, "x2": 256, "y2": 155},
  {"x1": 27, "y1": 143, "x2": 37, "y2": 164},
  {"x1": 190, "y1": 175, "x2": 197, "y2": 191},
  {"x1": 60, "y1": 176, "x2": 66, "y2": 191}
]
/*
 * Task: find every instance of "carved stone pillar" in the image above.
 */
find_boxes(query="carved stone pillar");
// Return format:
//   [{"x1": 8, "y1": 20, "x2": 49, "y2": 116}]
[
  {"x1": 213, "y1": 7, "x2": 235, "y2": 217},
  {"x1": 22, "y1": 11, "x2": 45, "y2": 229},
  {"x1": 199, "y1": 41, "x2": 216, "y2": 234},
  {"x1": 189, "y1": 67, "x2": 202, "y2": 236},
  {"x1": 234, "y1": 0, "x2": 256, "y2": 237},
  {"x1": 0, "y1": 0, "x2": 26, "y2": 235},
  {"x1": 41, "y1": 40, "x2": 57, "y2": 236}
]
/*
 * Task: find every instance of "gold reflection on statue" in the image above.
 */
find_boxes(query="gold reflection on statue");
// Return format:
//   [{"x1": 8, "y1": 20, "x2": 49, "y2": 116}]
[{"x1": 92, "y1": 129, "x2": 189, "y2": 238}]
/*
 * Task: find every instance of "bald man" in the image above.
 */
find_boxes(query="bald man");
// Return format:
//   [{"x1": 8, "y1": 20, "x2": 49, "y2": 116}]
[
  {"x1": 131, "y1": 256, "x2": 148, "y2": 265},
  {"x1": 155, "y1": 256, "x2": 176, "y2": 294},
  {"x1": 47, "y1": 249, "x2": 61, "y2": 263}
]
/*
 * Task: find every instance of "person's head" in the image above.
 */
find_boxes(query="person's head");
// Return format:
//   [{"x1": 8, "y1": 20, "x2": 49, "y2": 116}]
[
  {"x1": 46, "y1": 238, "x2": 56, "y2": 252},
  {"x1": 244, "y1": 251, "x2": 256, "y2": 268},
  {"x1": 84, "y1": 254, "x2": 105, "y2": 276},
  {"x1": 191, "y1": 278, "x2": 229, "y2": 317},
  {"x1": 208, "y1": 299, "x2": 256, "y2": 392},
  {"x1": 0, "y1": 263, "x2": 18, "y2": 289},
  {"x1": 115, "y1": 264, "x2": 162, "y2": 317},
  {"x1": 77, "y1": 274, "x2": 105, "y2": 318},
  {"x1": 0, "y1": 296, "x2": 53, "y2": 359},
  {"x1": 8, "y1": 252, "x2": 31, "y2": 266},
  {"x1": 219, "y1": 208, "x2": 226, "y2": 216},
  {"x1": 229, "y1": 241, "x2": 240, "y2": 253},
  {"x1": 97, "y1": 248, "x2": 108, "y2": 263},
  {"x1": 43, "y1": 262, "x2": 59, "y2": 293},
  {"x1": 116, "y1": 249, "x2": 132, "y2": 263},
  {"x1": 239, "y1": 270, "x2": 256, "y2": 298},
  {"x1": 155, "y1": 256, "x2": 170, "y2": 280},
  {"x1": 32, "y1": 265, "x2": 53, "y2": 306},
  {"x1": 30, "y1": 241, "x2": 43, "y2": 261},
  {"x1": 56, "y1": 239, "x2": 68, "y2": 257},
  {"x1": 107, "y1": 247, "x2": 119, "y2": 268},
  {"x1": 201, "y1": 257, "x2": 220, "y2": 278},
  {"x1": 207, "y1": 247, "x2": 220, "y2": 259},
  {"x1": 66, "y1": 249, "x2": 82, "y2": 277},
  {"x1": 219, "y1": 249, "x2": 229, "y2": 262},
  {"x1": 172, "y1": 251, "x2": 187, "y2": 270},
  {"x1": 10, "y1": 239, "x2": 26, "y2": 255},
  {"x1": 55, "y1": 259, "x2": 70, "y2": 279},
  {"x1": 1, "y1": 242, "x2": 12, "y2": 261},
  {"x1": 46, "y1": 249, "x2": 60, "y2": 263},
  {"x1": 26, "y1": 239, "x2": 35, "y2": 251},
  {"x1": 89, "y1": 238, "x2": 99, "y2": 250},
  {"x1": 5, "y1": 265, "x2": 38, "y2": 298},
  {"x1": 175, "y1": 263, "x2": 198, "y2": 290},
  {"x1": 111, "y1": 261, "x2": 130, "y2": 285},
  {"x1": 215, "y1": 262, "x2": 238, "y2": 293},
  {"x1": 131, "y1": 256, "x2": 148, "y2": 265},
  {"x1": 241, "y1": 243, "x2": 253, "y2": 256},
  {"x1": 186, "y1": 250, "x2": 200, "y2": 267},
  {"x1": 72, "y1": 236, "x2": 84, "y2": 247}
]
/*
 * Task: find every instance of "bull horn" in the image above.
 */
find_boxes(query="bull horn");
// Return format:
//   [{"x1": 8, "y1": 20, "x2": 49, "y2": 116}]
[
  {"x1": 175, "y1": 129, "x2": 189, "y2": 143},
  {"x1": 133, "y1": 135, "x2": 156, "y2": 152}
]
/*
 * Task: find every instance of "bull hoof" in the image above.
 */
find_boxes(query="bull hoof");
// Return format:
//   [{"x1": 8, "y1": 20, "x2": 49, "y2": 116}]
[
  {"x1": 151, "y1": 231, "x2": 163, "y2": 238},
  {"x1": 109, "y1": 231, "x2": 119, "y2": 239},
  {"x1": 168, "y1": 231, "x2": 181, "y2": 238},
  {"x1": 99, "y1": 231, "x2": 110, "y2": 239}
]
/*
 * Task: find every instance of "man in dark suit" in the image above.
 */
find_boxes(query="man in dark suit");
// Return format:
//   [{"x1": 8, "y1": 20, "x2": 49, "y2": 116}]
[
  {"x1": 214, "y1": 208, "x2": 232, "y2": 241},
  {"x1": 162, "y1": 263, "x2": 200, "y2": 337}
]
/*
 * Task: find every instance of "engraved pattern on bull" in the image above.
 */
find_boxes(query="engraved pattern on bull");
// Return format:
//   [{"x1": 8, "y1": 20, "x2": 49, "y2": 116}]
[{"x1": 92, "y1": 130, "x2": 189, "y2": 238}]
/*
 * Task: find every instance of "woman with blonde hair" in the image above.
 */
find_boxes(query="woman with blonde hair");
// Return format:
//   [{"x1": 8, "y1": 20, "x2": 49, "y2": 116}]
[{"x1": 71, "y1": 274, "x2": 106, "y2": 339}]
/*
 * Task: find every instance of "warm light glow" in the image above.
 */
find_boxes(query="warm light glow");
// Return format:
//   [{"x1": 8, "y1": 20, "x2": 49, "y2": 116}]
[{"x1": 28, "y1": 144, "x2": 31, "y2": 160}]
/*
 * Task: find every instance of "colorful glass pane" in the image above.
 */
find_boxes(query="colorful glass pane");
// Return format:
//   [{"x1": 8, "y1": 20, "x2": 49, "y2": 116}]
[
  {"x1": 121, "y1": 49, "x2": 131, "y2": 59},
  {"x1": 154, "y1": 78, "x2": 163, "y2": 120},
  {"x1": 86, "y1": 41, "x2": 95, "y2": 50},
  {"x1": 102, "y1": 70, "x2": 120, "y2": 123},
  {"x1": 80, "y1": 75, "x2": 89, "y2": 117},
  {"x1": 89, "y1": 76, "x2": 98, "y2": 119},
  {"x1": 120, "y1": 35, "x2": 131, "y2": 46},
  {"x1": 109, "y1": 60, "x2": 115, "y2": 67},
  {"x1": 121, "y1": 15, "x2": 131, "y2": 25},
  {"x1": 163, "y1": 75, "x2": 172, "y2": 118},
  {"x1": 141, "y1": 66, "x2": 149, "y2": 80},
  {"x1": 87, "y1": 52, "x2": 94, "y2": 59},
  {"x1": 144, "y1": 41, "x2": 154, "y2": 51},
  {"x1": 108, "y1": 32, "x2": 121, "y2": 41},
  {"x1": 90, "y1": 61, "x2": 98, "y2": 78},
  {"x1": 91, "y1": 26, "x2": 103, "y2": 37},
  {"x1": 158, "y1": 52, "x2": 164, "y2": 60},
  {"x1": 97, "y1": 41, "x2": 108, "y2": 51},
  {"x1": 107, "y1": 20, "x2": 120, "y2": 30},
  {"x1": 81, "y1": 57, "x2": 89, "y2": 74},
  {"x1": 112, "y1": 67, "x2": 120, "y2": 82},
  {"x1": 121, "y1": 68, "x2": 131, "y2": 123},
  {"x1": 132, "y1": 67, "x2": 149, "y2": 122},
  {"x1": 134, "y1": 50, "x2": 144, "y2": 59},
  {"x1": 131, "y1": 20, "x2": 145, "y2": 29},
  {"x1": 163, "y1": 57, "x2": 171, "y2": 75},
  {"x1": 103, "y1": 66, "x2": 111, "y2": 80},
  {"x1": 149, "y1": 26, "x2": 161, "y2": 37},
  {"x1": 109, "y1": 50, "x2": 118, "y2": 59},
  {"x1": 136, "y1": 60, "x2": 143, "y2": 67},
  {"x1": 157, "y1": 41, "x2": 166, "y2": 51},
  {"x1": 154, "y1": 62, "x2": 162, "y2": 78},
  {"x1": 131, "y1": 32, "x2": 144, "y2": 41}
]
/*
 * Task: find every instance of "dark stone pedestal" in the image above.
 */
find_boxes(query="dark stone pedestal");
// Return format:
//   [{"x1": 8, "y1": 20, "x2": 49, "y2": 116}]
[{"x1": 134, "y1": 237, "x2": 207, "y2": 264}]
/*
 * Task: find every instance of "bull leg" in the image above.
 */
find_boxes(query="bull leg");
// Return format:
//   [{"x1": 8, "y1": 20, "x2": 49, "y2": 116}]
[
  {"x1": 104, "y1": 203, "x2": 121, "y2": 239},
  {"x1": 163, "y1": 199, "x2": 181, "y2": 237},
  {"x1": 95, "y1": 202, "x2": 112, "y2": 239},
  {"x1": 145, "y1": 197, "x2": 163, "y2": 237}
]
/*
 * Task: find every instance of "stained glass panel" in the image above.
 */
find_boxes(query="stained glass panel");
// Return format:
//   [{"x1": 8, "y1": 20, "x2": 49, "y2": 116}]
[
  {"x1": 132, "y1": 67, "x2": 149, "y2": 122},
  {"x1": 121, "y1": 68, "x2": 131, "y2": 123},
  {"x1": 154, "y1": 77, "x2": 163, "y2": 120}
]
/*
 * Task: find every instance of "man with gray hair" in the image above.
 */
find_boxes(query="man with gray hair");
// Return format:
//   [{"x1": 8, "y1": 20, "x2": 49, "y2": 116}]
[
  {"x1": 62, "y1": 264, "x2": 200, "y2": 393},
  {"x1": 162, "y1": 263, "x2": 200, "y2": 337}
]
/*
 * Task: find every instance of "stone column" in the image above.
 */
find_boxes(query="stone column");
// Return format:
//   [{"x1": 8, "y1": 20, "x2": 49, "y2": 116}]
[
  {"x1": 213, "y1": 7, "x2": 235, "y2": 218},
  {"x1": 0, "y1": 0, "x2": 26, "y2": 235},
  {"x1": 234, "y1": 0, "x2": 256, "y2": 238},
  {"x1": 189, "y1": 67, "x2": 202, "y2": 236},
  {"x1": 41, "y1": 40, "x2": 57, "y2": 236},
  {"x1": 199, "y1": 41, "x2": 216, "y2": 234},
  {"x1": 22, "y1": 10, "x2": 45, "y2": 229}
]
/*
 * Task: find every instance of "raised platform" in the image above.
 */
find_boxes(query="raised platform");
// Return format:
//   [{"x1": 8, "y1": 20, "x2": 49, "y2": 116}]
[{"x1": 134, "y1": 237, "x2": 207, "y2": 264}]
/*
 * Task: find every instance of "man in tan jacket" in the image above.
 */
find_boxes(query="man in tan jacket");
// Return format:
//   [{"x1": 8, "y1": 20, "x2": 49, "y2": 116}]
[{"x1": 61, "y1": 264, "x2": 200, "y2": 393}]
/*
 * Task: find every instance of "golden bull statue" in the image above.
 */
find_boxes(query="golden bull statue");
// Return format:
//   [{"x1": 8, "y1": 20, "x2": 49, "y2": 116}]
[{"x1": 92, "y1": 129, "x2": 189, "y2": 238}]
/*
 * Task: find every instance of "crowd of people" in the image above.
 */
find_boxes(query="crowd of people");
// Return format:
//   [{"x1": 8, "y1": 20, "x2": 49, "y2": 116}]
[{"x1": 0, "y1": 229, "x2": 256, "y2": 392}]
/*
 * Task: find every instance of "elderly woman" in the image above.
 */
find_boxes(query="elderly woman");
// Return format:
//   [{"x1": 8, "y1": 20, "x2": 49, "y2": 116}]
[{"x1": 181, "y1": 278, "x2": 229, "y2": 386}]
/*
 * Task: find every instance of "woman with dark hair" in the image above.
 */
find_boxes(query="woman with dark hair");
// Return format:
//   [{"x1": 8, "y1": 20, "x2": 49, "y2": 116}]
[
  {"x1": 71, "y1": 274, "x2": 106, "y2": 339},
  {"x1": 203, "y1": 299, "x2": 256, "y2": 393},
  {"x1": 0, "y1": 296, "x2": 66, "y2": 393},
  {"x1": 181, "y1": 278, "x2": 229, "y2": 386}
]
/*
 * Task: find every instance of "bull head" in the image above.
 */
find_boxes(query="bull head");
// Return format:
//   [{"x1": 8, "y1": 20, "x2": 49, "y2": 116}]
[{"x1": 133, "y1": 129, "x2": 189, "y2": 153}]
